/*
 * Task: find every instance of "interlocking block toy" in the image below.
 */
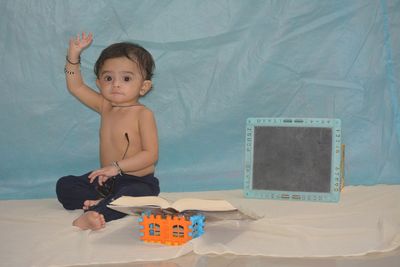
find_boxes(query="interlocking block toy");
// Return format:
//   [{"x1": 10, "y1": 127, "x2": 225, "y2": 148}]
[{"x1": 138, "y1": 211, "x2": 205, "y2": 245}]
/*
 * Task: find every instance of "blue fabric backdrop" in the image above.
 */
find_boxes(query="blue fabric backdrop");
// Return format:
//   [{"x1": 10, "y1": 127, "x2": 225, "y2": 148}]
[{"x1": 0, "y1": 0, "x2": 399, "y2": 199}]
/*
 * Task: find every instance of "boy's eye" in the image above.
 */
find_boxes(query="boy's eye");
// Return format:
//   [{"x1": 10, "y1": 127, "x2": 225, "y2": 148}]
[
  {"x1": 123, "y1": 76, "x2": 131, "y2": 82},
  {"x1": 104, "y1": 76, "x2": 112, "y2": 82}
]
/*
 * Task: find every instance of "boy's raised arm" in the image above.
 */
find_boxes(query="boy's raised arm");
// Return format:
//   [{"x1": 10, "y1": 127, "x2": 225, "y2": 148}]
[{"x1": 65, "y1": 32, "x2": 103, "y2": 113}]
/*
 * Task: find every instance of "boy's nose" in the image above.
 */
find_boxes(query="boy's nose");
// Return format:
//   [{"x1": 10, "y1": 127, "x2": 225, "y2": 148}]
[{"x1": 112, "y1": 80, "x2": 120, "y2": 87}]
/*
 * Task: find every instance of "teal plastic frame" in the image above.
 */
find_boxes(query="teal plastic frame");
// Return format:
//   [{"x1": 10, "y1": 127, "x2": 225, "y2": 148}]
[{"x1": 244, "y1": 118, "x2": 342, "y2": 202}]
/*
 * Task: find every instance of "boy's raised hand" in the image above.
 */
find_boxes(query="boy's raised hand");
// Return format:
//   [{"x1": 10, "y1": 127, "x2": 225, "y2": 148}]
[{"x1": 68, "y1": 32, "x2": 93, "y2": 57}]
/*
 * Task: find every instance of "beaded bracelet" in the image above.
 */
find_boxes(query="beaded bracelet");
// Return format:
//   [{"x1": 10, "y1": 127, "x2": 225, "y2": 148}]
[
  {"x1": 66, "y1": 55, "x2": 80, "y2": 65},
  {"x1": 64, "y1": 67, "x2": 75, "y2": 75}
]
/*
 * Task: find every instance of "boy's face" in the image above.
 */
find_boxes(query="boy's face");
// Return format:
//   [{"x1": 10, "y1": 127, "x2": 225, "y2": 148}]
[{"x1": 96, "y1": 57, "x2": 152, "y2": 105}]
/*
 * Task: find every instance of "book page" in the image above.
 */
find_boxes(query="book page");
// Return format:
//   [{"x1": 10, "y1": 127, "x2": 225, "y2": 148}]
[
  {"x1": 171, "y1": 198, "x2": 237, "y2": 212},
  {"x1": 109, "y1": 196, "x2": 171, "y2": 209}
]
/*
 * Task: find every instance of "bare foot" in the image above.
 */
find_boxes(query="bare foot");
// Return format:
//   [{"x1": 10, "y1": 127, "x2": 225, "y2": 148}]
[
  {"x1": 73, "y1": 211, "x2": 106, "y2": 230},
  {"x1": 83, "y1": 199, "x2": 102, "y2": 210}
]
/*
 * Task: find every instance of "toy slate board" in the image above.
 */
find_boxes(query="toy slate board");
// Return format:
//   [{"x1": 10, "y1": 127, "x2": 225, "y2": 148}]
[{"x1": 244, "y1": 118, "x2": 342, "y2": 202}]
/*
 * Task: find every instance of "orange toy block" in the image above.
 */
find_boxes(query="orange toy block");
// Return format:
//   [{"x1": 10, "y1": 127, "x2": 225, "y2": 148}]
[{"x1": 138, "y1": 211, "x2": 205, "y2": 246}]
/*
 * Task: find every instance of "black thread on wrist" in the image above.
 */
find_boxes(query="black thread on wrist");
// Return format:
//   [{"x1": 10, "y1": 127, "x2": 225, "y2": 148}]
[{"x1": 66, "y1": 55, "x2": 81, "y2": 65}]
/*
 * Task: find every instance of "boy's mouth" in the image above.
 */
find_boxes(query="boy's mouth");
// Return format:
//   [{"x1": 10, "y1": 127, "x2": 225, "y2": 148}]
[{"x1": 111, "y1": 91, "x2": 124, "y2": 95}]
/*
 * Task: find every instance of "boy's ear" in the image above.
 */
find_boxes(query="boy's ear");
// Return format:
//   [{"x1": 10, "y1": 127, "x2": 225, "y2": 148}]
[{"x1": 140, "y1": 80, "x2": 152, "y2": 96}]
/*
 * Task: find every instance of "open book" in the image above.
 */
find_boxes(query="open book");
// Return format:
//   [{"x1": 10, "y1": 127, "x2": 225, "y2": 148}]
[{"x1": 107, "y1": 196, "x2": 256, "y2": 221}]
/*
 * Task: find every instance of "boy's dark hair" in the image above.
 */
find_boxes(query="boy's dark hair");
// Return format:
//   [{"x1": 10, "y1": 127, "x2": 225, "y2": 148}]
[{"x1": 94, "y1": 42, "x2": 155, "y2": 80}]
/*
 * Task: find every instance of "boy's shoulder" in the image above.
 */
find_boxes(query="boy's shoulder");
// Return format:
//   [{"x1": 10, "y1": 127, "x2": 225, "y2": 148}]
[
  {"x1": 128, "y1": 103, "x2": 151, "y2": 112},
  {"x1": 137, "y1": 105, "x2": 155, "y2": 119}
]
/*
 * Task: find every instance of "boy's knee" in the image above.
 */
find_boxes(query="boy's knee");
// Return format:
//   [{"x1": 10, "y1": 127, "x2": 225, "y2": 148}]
[
  {"x1": 56, "y1": 176, "x2": 74, "y2": 204},
  {"x1": 56, "y1": 176, "x2": 71, "y2": 193}
]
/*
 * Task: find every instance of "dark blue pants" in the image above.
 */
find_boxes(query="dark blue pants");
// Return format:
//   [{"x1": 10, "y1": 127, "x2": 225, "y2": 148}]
[{"x1": 56, "y1": 172, "x2": 160, "y2": 222}]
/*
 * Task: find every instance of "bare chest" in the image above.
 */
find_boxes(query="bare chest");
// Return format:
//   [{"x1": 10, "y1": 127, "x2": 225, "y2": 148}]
[{"x1": 101, "y1": 111, "x2": 139, "y2": 135}]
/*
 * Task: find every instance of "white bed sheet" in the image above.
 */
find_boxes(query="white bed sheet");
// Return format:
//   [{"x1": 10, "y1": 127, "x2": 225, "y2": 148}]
[{"x1": 1, "y1": 185, "x2": 400, "y2": 267}]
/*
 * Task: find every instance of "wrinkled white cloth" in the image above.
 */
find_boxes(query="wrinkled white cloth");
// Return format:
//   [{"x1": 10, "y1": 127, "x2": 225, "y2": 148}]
[{"x1": 1, "y1": 185, "x2": 400, "y2": 267}]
